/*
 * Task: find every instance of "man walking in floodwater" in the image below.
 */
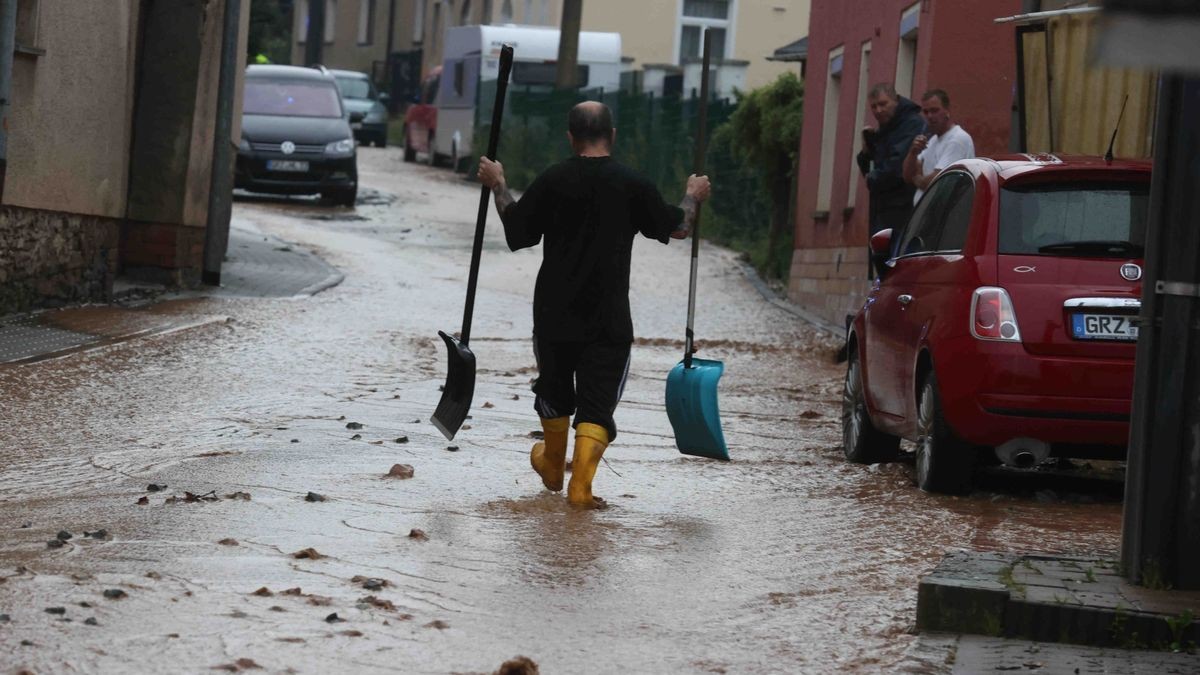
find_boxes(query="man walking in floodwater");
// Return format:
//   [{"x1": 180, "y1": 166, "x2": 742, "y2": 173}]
[{"x1": 477, "y1": 101, "x2": 710, "y2": 507}]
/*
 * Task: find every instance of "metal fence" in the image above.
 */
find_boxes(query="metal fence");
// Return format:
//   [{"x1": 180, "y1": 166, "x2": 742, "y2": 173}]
[{"x1": 474, "y1": 82, "x2": 784, "y2": 278}]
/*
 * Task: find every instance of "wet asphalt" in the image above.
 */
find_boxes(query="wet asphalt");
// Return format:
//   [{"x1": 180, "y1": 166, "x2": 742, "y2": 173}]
[{"x1": 0, "y1": 148, "x2": 1125, "y2": 673}]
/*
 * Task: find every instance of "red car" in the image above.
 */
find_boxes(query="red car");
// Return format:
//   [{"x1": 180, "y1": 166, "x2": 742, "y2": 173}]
[
  {"x1": 403, "y1": 66, "x2": 441, "y2": 164},
  {"x1": 842, "y1": 154, "x2": 1151, "y2": 494}
]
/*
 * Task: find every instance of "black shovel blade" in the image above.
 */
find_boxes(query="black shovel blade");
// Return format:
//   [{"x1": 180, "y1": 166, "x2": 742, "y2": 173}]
[{"x1": 430, "y1": 330, "x2": 476, "y2": 440}]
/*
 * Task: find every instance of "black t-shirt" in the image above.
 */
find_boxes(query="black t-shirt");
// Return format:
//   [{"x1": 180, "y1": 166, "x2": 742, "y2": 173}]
[{"x1": 500, "y1": 156, "x2": 684, "y2": 342}]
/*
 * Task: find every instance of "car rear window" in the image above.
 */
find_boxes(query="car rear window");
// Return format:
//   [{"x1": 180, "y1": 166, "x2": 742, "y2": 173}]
[
  {"x1": 244, "y1": 79, "x2": 343, "y2": 118},
  {"x1": 999, "y1": 182, "x2": 1149, "y2": 257},
  {"x1": 335, "y1": 77, "x2": 375, "y2": 100}
]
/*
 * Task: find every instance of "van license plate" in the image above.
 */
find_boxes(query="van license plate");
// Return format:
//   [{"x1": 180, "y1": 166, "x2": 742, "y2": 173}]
[
  {"x1": 267, "y1": 160, "x2": 309, "y2": 172},
  {"x1": 1071, "y1": 313, "x2": 1138, "y2": 341}
]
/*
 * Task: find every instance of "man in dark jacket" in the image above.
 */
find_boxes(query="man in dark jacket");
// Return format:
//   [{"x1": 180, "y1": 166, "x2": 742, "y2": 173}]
[
  {"x1": 856, "y1": 83, "x2": 926, "y2": 270},
  {"x1": 477, "y1": 101, "x2": 710, "y2": 507}
]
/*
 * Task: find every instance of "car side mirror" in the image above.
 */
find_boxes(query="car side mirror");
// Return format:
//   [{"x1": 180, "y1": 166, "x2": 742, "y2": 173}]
[
  {"x1": 870, "y1": 228, "x2": 893, "y2": 278},
  {"x1": 349, "y1": 111, "x2": 366, "y2": 122}
]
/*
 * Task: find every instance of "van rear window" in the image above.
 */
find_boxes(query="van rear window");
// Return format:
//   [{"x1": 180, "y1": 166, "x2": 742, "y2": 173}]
[
  {"x1": 999, "y1": 182, "x2": 1149, "y2": 257},
  {"x1": 512, "y1": 62, "x2": 589, "y2": 86}
]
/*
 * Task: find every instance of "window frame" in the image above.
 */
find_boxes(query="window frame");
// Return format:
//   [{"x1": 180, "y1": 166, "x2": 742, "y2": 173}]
[
  {"x1": 357, "y1": 0, "x2": 375, "y2": 45},
  {"x1": 675, "y1": 0, "x2": 737, "y2": 63}
]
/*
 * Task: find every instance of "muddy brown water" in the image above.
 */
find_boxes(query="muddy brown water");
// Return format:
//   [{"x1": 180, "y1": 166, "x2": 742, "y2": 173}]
[{"x1": 0, "y1": 149, "x2": 1122, "y2": 673}]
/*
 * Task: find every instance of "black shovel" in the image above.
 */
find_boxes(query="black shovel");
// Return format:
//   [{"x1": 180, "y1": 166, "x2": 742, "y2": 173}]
[{"x1": 431, "y1": 44, "x2": 515, "y2": 441}]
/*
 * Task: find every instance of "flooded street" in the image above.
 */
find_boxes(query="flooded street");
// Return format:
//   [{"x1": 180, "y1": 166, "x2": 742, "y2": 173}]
[{"x1": 0, "y1": 148, "x2": 1124, "y2": 673}]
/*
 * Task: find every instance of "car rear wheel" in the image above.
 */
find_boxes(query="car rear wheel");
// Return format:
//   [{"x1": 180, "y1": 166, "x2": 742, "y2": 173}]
[
  {"x1": 915, "y1": 371, "x2": 973, "y2": 495},
  {"x1": 375, "y1": 133, "x2": 388, "y2": 148},
  {"x1": 426, "y1": 132, "x2": 437, "y2": 166},
  {"x1": 842, "y1": 347, "x2": 900, "y2": 464}
]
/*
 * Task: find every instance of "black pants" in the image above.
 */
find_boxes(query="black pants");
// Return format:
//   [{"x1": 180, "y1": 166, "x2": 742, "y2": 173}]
[{"x1": 532, "y1": 335, "x2": 632, "y2": 442}]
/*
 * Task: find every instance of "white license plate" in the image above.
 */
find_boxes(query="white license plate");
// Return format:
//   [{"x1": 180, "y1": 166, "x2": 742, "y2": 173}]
[
  {"x1": 267, "y1": 159, "x2": 309, "y2": 172},
  {"x1": 1071, "y1": 313, "x2": 1138, "y2": 341},
  {"x1": 351, "y1": 122, "x2": 363, "y2": 130}
]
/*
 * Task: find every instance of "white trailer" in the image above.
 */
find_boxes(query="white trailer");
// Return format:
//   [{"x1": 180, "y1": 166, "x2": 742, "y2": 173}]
[{"x1": 434, "y1": 24, "x2": 623, "y2": 169}]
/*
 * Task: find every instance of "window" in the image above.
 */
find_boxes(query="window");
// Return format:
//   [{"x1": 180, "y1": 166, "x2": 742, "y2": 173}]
[
  {"x1": 679, "y1": 0, "x2": 732, "y2": 62},
  {"x1": 243, "y1": 79, "x2": 343, "y2": 118},
  {"x1": 357, "y1": 0, "x2": 374, "y2": 45},
  {"x1": 460, "y1": 0, "x2": 471, "y2": 25},
  {"x1": 847, "y1": 42, "x2": 871, "y2": 208},
  {"x1": 15, "y1": 0, "x2": 39, "y2": 50},
  {"x1": 815, "y1": 46, "x2": 844, "y2": 214},
  {"x1": 482, "y1": 0, "x2": 492, "y2": 25},
  {"x1": 296, "y1": 0, "x2": 337, "y2": 44},
  {"x1": 998, "y1": 182, "x2": 1149, "y2": 256},
  {"x1": 680, "y1": 26, "x2": 727, "y2": 62},
  {"x1": 500, "y1": 0, "x2": 512, "y2": 22},
  {"x1": 897, "y1": 172, "x2": 974, "y2": 256},
  {"x1": 414, "y1": 0, "x2": 426, "y2": 42},
  {"x1": 895, "y1": 2, "x2": 919, "y2": 98},
  {"x1": 432, "y1": 2, "x2": 442, "y2": 51},
  {"x1": 335, "y1": 75, "x2": 377, "y2": 100}
]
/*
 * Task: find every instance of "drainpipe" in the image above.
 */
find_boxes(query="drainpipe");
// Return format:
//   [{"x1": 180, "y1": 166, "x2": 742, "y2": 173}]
[
  {"x1": 0, "y1": 0, "x2": 18, "y2": 203},
  {"x1": 202, "y1": 0, "x2": 242, "y2": 286}
]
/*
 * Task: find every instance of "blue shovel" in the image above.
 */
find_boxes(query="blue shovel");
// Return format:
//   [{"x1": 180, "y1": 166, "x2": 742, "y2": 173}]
[{"x1": 665, "y1": 30, "x2": 729, "y2": 461}]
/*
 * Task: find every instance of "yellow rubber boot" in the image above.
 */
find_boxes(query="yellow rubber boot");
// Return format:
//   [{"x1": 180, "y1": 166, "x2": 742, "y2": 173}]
[
  {"x1": 568, "y1": 423, "x2": 610, "y2": 507},
  {"x1": 531, "y1": 416, "x2": 570, "y2": 491}
]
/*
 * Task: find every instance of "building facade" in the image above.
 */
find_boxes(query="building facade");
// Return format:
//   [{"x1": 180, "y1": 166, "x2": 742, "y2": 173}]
[
  {"x1": 0, "y1": 0, "x2": 249, "y2": 315},
  {"x1": 581, "y1": 0, "x2": 809, "y2": 92},
  {"x1": 788, "y1": 0, "x2": 1021, "y2": 327},
  {"x1": 292, "y1": 0, "x2": 422, "y2": 78}
]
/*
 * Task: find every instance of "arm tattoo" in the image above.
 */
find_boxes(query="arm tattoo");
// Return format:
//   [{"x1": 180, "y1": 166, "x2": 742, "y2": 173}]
[
  {"x1": 493, "y1": 185, "x2": 516, "y2": 219},
  {"x1": 678, "y1": 194, "x2": 698, "y2": 231}
]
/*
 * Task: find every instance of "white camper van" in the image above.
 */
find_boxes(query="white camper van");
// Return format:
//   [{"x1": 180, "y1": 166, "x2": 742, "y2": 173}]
[{"x1": 434, "y1": 24, "x2": 622, "y2": 170}]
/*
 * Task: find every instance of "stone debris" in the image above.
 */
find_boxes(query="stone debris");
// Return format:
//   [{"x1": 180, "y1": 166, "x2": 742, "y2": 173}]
[{"x1": 386, "y1": 464, "x2": 414, "y2": 479}]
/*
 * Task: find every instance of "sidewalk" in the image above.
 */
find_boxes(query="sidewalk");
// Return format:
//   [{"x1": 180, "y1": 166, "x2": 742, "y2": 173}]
[
  {"x1": 0, "y1": 221, "x2": 342, "y2": 365},
  {"x1": 906, "y1": 551, "x2": 1200, "y2": 673}
]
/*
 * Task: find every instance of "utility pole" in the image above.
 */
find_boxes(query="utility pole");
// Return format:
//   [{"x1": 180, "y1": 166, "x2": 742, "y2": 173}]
[
  {"x1": 202, "y1": 0, "x2": 243, "y2": 286},
  {"x1": 1097, "y1": 2, "x2": 1200, "y2": 590},
  {"x1": 304, "y1": 0, "x2": 326, "y2": 66},
  {"x1": 555, "y1": 0, "x2": 582, "y2": 90}
]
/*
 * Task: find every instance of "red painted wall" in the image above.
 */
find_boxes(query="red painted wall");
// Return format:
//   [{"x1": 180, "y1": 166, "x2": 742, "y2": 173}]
[{"x1": 794, "y1": 0, "x2": 1021, "y2": 251}]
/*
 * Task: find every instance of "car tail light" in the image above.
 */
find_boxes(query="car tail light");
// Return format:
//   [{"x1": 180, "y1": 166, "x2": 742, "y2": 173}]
[{"x1": 971, "y1": 287, "x2": 1022, "y2": 342}]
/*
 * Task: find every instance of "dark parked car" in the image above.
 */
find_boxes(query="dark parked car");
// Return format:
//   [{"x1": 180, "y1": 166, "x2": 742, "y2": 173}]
[
  {"x1": 843, "y1": 154, "x2": 1151, "y2": 494},
  {"x1": 331, "y1": 69, "x2": 390, "y2": 147},
  {"x1": 236, "y1": 65, "x2": 358, "y2": 206}
]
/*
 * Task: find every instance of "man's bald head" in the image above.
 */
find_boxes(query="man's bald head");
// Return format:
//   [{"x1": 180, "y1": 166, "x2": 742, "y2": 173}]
[{"x1": 568, "y1": 101, "x2": 614, "y2": 149}]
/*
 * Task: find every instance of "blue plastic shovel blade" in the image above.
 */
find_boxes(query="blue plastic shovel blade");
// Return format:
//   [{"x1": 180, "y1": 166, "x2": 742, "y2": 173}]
[{"x1": 665, "y1": 357, "x2": 729, "y2": 461}]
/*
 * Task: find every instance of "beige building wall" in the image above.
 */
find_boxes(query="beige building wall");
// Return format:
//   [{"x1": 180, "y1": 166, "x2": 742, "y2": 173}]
[
  {"x1": 5, "y1": 1, "x2": 140, "y2": 219},
  {"x1": 731, "y1": 1, "x2": 808, "y2": 89},
  {"x1": 294, "y1": 0, "x2": 421, "y2": 73},
  {"x1": 582, "y1": 0, "x2": 809, "y2": 91}
]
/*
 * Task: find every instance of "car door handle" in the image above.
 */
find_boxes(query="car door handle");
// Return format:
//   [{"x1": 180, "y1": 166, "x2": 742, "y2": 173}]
[{"x1": 898, "y1": 294, "x2": 914, "y2": 305}]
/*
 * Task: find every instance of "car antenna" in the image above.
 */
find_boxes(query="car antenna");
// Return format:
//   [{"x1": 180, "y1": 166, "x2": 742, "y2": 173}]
[{"x1": 1104, "y1": 95, "x2": 1130, "y2": 165}]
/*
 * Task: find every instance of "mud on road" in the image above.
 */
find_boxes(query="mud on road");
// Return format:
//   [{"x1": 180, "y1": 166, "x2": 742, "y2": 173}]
[{"x1": 0, "y1": 148, "x2": 1123, "y2": 673}]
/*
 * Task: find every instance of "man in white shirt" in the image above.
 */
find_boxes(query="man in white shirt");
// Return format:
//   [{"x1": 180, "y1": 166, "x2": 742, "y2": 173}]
[{"x1": 903, "y1": 89, "x2": 975, "y2": 204}]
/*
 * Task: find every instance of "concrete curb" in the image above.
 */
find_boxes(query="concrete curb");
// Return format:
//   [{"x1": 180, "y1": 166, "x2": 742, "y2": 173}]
[
  {"x1": 918, "y1": 551, "x2": 1200, "y2": 650},
  {"x1": 736, "y1": 260, "x2": 845, "y2": 336}
]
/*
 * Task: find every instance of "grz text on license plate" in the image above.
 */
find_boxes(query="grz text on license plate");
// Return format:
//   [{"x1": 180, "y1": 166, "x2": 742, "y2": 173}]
[
  {"x1": 1071, "y1": 313, "x2": 1138, "y2": 341},
  {"x1": 267, "y1": 159, "x2": 309, "y2": 172}
]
